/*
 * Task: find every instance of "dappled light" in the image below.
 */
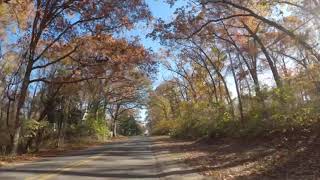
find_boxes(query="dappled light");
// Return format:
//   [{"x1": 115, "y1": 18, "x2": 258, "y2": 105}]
[{"x1": 0, "y1": 0, "x2": 320, "y2": 179}]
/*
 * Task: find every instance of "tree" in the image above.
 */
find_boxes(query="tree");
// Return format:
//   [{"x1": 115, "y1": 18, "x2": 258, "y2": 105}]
[
  {"x1": 147, "y1": 0, "x2": 320, "y2": 138},
  {"x1": 106, "y1": 73, "x2": 151, "y2": 137},
  {"x1": 0, "y1": 0, "x2": 152, "y2": 155},
  {"x1": 119, "y1": 113, "x2": 143, "y2": 136}
]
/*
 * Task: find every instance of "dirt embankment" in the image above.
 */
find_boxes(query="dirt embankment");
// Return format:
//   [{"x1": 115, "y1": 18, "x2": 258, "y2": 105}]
[{"x1": 151, "y1": 133, "x2": 320, "y2": 180}]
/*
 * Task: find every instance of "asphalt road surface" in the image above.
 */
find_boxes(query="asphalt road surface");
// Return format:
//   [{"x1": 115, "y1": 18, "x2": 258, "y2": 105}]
[{"x1": 0, "y1": 136, "x2": 207, "y2": 180}]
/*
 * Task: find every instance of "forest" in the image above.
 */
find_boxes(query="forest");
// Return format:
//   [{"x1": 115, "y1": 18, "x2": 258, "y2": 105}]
[
  {"x1": 147, "y1": 0, "x2": 320, "y2": 139},
  {"x1": 0, "y1": 0, "x2": 319, "y2": 179},
  {"x1": 0, "y1": 0, "x2": 153, "y2": 155}
]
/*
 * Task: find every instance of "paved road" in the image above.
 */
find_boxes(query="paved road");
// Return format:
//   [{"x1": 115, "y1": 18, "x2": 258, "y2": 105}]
[{"x1": 0, "y1": 136, "x2": 206, "y2": 180}]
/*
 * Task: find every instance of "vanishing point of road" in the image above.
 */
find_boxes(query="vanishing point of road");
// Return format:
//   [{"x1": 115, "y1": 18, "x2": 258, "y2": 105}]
[{"x1": 0, "y1": 136, "x2": 207, "y2": 180}]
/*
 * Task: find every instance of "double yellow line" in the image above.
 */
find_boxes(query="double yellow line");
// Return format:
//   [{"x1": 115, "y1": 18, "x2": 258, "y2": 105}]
[{"x1": 25, "y1": 154, "x2": 103, "y2": 180}]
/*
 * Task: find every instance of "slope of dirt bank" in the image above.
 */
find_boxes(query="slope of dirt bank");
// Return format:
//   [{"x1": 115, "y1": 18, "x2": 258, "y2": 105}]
[{"x1": 151, "y1": 133, "x2": 320, "y2": 180}]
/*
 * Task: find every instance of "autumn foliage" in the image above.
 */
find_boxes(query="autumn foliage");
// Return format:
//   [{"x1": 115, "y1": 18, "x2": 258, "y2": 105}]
[
  {"x1": 147, "y1": 0, "x2": 320, "y2": 139},
  {"x1": 0, "y1": 0, "x2": 154, "y2": 155}
]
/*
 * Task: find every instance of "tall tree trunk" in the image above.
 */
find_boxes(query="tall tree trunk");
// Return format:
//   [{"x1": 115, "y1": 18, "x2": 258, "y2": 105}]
[
  {"x1": 6, "y1": 99, "x2": 11, "y2": 128},
  {"x1": 0, "y1": 107, "x2": 3, "y2": 126},
  {"x1": 221, "y1": 22, "x2": 264, "y2": 103},
  {"x1": 222, "y1": 23, "x2": 269, "y2": 119},
  {"x1": 243, "y1": 23, "x2": 282, "y2": 88},
  {"x1": 34, "y1": 129, "x2": 44, "y2": 152},
  {"x1": 191, "y1": 49, "x2": 219, "y2": 102},
  {"x1": 113, "y1": 118, "x2": 117, "y2": 137},
  {"x1": 193, "y1": 42, "x2": 233, "y2": 104},
  {"x1": 57, "y1": 102, "x2": 68, "y2": 148},
  {"x1": 112, "y1": 104, "x2": 120, "y2": 137},
  {"x1": 229, "y1": 52, "x2": 245, "y2": 125},
  {"x1": 27, "y1": 82, "x2": 39, "y2": 119},
  {"x1": 11, "y1": 60, "x2": 33, "y2": 155},
  {"x1": 56, "y1": 119, "x2": 65, "y2": 148},
  {"x1": 240, "y1": 64, "x2": 252, "y2": 97},
  {"x1": 194, "y1": 42, "x2": 234, "y2": 114}
]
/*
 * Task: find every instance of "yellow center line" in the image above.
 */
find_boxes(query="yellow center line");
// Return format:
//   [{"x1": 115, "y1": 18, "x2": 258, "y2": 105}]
[{"x1": 25, "y1": 154, "x2": 103, "y2": 180}]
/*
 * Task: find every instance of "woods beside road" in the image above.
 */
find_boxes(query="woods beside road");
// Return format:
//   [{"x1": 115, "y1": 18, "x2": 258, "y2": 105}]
[{"x1": 1, "y1": 0, "x2": 320, "y2": 179}]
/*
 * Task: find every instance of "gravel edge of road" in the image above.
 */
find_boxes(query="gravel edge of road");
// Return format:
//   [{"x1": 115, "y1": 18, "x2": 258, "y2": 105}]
[{"x1": 149, "y1": 136, "x2": 211, "y2": 180}]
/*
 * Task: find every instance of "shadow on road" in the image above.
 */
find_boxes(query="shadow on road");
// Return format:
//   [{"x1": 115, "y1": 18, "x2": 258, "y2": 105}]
[
  {"x1": 0, "y1": 136, "x2": 204, "y2": 179},
  {"x1": 0, "y1": 167, "x2": 202, "y2": 178}
]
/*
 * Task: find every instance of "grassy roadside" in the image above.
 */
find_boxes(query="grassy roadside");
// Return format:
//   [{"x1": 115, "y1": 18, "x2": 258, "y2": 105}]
[
  {"x1": 0, "y1": 136, "x2": 128, "y2": 167},
  {"x1": 151, "y1": 133, "x2": 320, "y2": 180}
]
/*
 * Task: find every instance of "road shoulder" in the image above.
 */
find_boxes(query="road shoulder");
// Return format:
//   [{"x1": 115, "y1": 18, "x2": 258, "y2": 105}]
[{"x1": 150, "y1": 136, "x2": 210, "y2": 180}]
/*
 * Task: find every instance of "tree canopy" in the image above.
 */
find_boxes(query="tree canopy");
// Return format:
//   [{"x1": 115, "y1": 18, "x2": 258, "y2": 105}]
[
  {"x1": 0, "y1": 0, "x2": 320, "y2": 161},
  {"x1": 0, "y1": 0, "x2": 155, "y2": 155},
  {"x1": 147, "y1": 0, "x2": 320, "y2": 139}
]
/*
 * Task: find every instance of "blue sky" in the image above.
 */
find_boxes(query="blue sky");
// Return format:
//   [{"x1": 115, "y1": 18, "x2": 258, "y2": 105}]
[
  {"x1": 122, "y1": 0, "x2": 188, "y2": 89},
  {"x1": 128, "y1": 0, "x2": 186, "y2": 122}
]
